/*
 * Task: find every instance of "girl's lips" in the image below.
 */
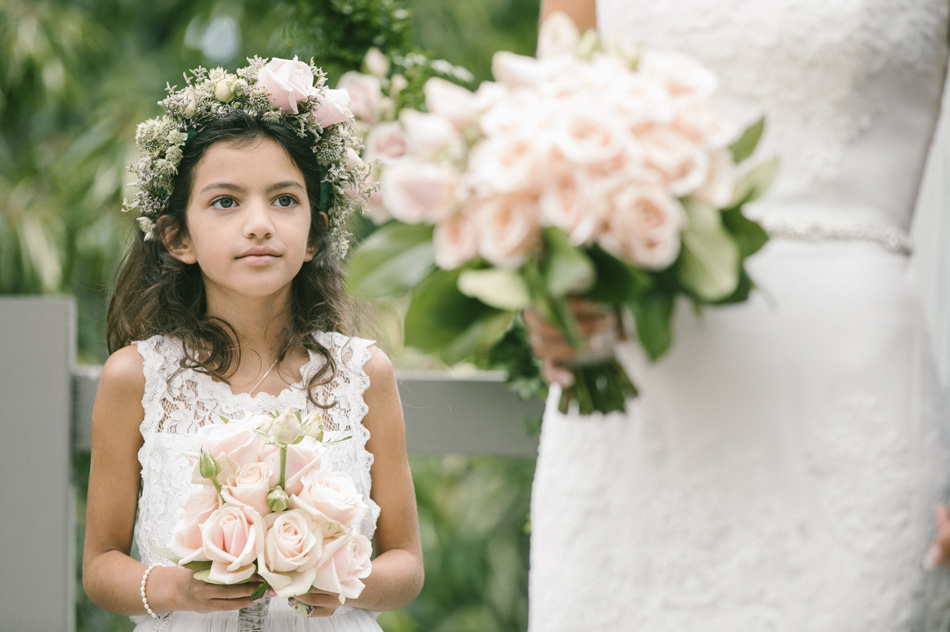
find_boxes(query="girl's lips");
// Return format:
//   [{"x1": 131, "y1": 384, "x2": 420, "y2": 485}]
[{"x1": 240, "y1": 254, "x2": 280, "y2": 266}]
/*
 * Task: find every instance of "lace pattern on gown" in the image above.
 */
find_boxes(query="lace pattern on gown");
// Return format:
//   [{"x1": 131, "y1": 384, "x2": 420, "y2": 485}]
[{"x1": 133, "y1": 332, "x2": 380, "y2": 571}]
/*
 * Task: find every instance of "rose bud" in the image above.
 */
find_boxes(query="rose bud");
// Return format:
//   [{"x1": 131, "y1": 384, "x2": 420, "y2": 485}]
[{"x1": 267, "y1": 486, "x2": 291, "y2": 513}]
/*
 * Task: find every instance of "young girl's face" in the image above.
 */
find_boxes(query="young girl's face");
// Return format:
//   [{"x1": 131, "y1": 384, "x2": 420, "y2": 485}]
[{"x1": 168, "y1": 137, "x2": 316, "y2": 305}]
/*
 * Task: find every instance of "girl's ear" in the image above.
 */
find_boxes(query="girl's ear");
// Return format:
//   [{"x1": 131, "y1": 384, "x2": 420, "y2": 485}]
[
  {"x1": 305, "y1": 212, "x2": 330, "y2": 261},
  {"x1": 158, "y1": 216, "x2": 197, "y2": 264}
]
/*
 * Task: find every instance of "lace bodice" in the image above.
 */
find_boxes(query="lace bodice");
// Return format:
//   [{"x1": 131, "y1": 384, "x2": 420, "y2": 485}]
[
  {"x1": 598, "y1": 0, "x2": 949, "y2": 230},
  {"x1": 133, "y1": 332, "x2": 380, "y2": 569}
]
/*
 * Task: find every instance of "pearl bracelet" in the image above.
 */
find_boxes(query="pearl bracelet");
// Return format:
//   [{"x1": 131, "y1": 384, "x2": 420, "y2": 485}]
[{"x1": 140, "y1": 563, "x2": 169, "y2": 623}]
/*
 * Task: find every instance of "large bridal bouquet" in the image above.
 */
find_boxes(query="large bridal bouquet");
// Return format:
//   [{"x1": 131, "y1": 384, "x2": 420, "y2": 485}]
[
  {"x1": 156, "y1": 408, "x2": 371, "y2": 628},
  {"x1": 347, "y1": 13, "x2": 776, "y2": 415}
]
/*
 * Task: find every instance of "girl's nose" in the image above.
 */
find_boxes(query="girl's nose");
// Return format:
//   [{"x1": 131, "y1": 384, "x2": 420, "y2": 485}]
[{"x1": 244, "y1": 200, "x2": 274, "y2": 239}]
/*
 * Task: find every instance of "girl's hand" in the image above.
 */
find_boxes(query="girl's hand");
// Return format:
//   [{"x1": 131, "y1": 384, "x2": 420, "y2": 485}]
[
  {"x1": 523, "y1": 298, "x2": 614, "y2": 387},
  {"x1": 926, "y1": 503, "x2": 950, "y2": 569},
  {"x1": 289, "y1": 589, "x2": 345, "y2": 618},
  {"x1": 159, "y1": 566, "x2": 264, "y2": 614}
]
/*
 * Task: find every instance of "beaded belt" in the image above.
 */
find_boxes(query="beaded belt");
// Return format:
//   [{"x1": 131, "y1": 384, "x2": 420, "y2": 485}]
[{"x1": 759, "y1": 216, "x2": 912, "y2": 255}]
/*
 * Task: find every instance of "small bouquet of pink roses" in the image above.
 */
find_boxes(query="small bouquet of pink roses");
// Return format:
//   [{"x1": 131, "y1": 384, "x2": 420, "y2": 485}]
[
  {"x1": 347, "y1": 13, "x2": 777, "y2": 415},
  {"x1": 155, "y1": 408, "x2": 371, "y2": 627}
]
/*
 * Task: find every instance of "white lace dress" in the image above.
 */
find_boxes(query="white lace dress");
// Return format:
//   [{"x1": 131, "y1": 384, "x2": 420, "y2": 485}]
[
  {"x1": 131, "y1": 332, "x2": 383, "y2": 631},
  {"x1": 529, "y1": 2, "x2": 950, "y2": 630}
]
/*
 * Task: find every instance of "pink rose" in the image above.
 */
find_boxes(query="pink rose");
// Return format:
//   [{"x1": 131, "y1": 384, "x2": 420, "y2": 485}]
[
  {"x1": 311, "y1": 533, "x2": 373, "y2": 603},
  {"x1": 599, "y1": 182, "x2": 686, "y2": 269},
  {"x1": 539, "y1": 170, "x2": 604, "y2": 246},
  {"x1": 424, "y1": 77, "x2": 484, "y2": 130},
  {"x1": 467, "y1": 134, "x2": 545, "y2": 195},
  {"x1": 554, "y1": 102, "x2": 629, "y2": 166},
  {"x1": 195, "y1": 425, "x2": 267, "y2": 481},
  {"x1": 604, "y1": 75, "x2": 674, "y2": 130},
  {"x1": 257, "y1": 510, "x2": 323, "y2": 598},
  {"x1": 337, "y1": 71, "x2": 383, "y2": 124},
  {"x1": 363, "y1": 48, "x2": 390, "y2": 78},
  {"x1": 536, "y1": 10, "x2": 581, "y2": 59},
  {"x1": 638, "y1": 50, "x2": 719, "y2": 101},
  {"x1": 364, "y1": 122, "x2": 409, "y2": 164},
  {"x1": 221, "y1": 462, "x2": 277, "y2": 517},
  {"x1": 291, "y1": 470, "x2": 369, "y2": 530},
  {"x1": 673, "y1": 99, "x2": 736, "y2": 148},
  {"x1": 474, "y1": 194, "x2": 541, "y2": 269},
  {"x1": 168, "y1": 485, "x2": 220, "y2": 562},
  {"x1": 258, "y1": 57, "x2": 319, "y2": 114},
  {"x1": 261, "y1": 438, "x2": 324, "y2": 497},
  {"x1": 314, "y1": 88, "x2": 353, "y2": 127},
  {"x1": 196, "y1": 505, "x2": 263, "y2": 584},
  {"x1": 491, "y1": 51, "x2": 545, "y2": 88},
  {"x1": 691, "y1": 148, "x2": 737, "y2": 208},
  {"x1": 639, "y1": 127, "x2": 710, "y2": 197},
  {"x1": 380, "y1": 160, "x2": 459, "y2": 224},
  {"x1": 400, "y1": 110, "x2": 460, "y2": 160},
  {"x1": 433, "y1": 212, "x2": 479, "y2": 269}
]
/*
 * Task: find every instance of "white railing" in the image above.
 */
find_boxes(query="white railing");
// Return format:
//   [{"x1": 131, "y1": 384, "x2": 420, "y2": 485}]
[{"x1": 0, "y1": 296, "x2": 540, "y2": 631}]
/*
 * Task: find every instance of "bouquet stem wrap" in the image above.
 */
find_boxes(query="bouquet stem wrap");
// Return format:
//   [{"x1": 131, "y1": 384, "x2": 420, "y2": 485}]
[{"x1": 238, "y1": 597, "x2": 270, "y2": 631}]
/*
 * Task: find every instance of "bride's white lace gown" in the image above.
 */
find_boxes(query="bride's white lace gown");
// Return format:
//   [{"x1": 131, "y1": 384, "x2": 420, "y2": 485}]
[
  {"x1": 529, "y1": 1, "x2": 950, "y2": 630},
  {"x1": 131, "y1": 332, "x2": 383, "y2": 631}
]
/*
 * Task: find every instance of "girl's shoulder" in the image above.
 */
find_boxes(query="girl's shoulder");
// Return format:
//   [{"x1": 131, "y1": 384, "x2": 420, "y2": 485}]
[{"x1": 98, "y1": 344, "x2": 146, "y2": 404}]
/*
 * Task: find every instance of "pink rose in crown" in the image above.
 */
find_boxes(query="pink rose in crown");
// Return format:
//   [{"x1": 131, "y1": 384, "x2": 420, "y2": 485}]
[
  {"x1": 311, "y1": 533, "x2": 373, "y2": 603},
  {"x1": 258, "y1": 57, "x2": 320, "y2": 114},
  {"x1": 314, "y1": 88, "x2": 353, "y2": 127}
]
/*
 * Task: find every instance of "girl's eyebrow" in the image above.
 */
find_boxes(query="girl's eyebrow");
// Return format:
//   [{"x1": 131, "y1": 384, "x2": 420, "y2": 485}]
[{"x1": 199, "y1": 181, "x2": 306, "y2": 194}]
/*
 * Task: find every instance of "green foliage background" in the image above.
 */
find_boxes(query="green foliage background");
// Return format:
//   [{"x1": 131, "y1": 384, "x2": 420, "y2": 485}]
[{"x1": 0, "y1": 0, "x2": 541, "y2": 630}]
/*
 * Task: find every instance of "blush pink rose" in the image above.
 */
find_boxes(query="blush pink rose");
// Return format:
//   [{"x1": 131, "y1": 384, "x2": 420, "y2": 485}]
[
  {"x1": 433, "y1": 211, "x2": 479, "y2": 270},
  {"x1": 311, "y1": 533, "x2": 373, "y2": 603},
  {"x1": 474, "y1": 194, "x2": 541, "y2": 269},
  {"x1": 291, "y1": 470, "x2": 369, "y2": 531},
  {"x1": 194, "y1": 425, "x2": 267, "y2": 481},
  {"x1": 540, "y1": 170, "x2": 604, "y2": 246},
  {"x1": 168, "y1": 485, "x2": 220, "y2": 562},
  {"x1": 337, "y1": 71, "x2": 383, "y2": 124},
  {"x1": 380, "y1": 160, "x2": 459, "y2": 224},
  {"x1": 314, "y1": 88, "x2": 353, "y2": 127},
  {"x1": 258, "y1": 57, "x2": 319, "y2": 114},
  {"x1": 554, "y1": 102, "x2": 629, "y2": 166},
  {"x1": 639, "y1": 127, "x2": 710, "y2": 197},
  {"x1": 673, "y1": 99, "x2": 736, "y2": 148},
  {"x1": 364, "y1": 122, "x2": 409, "y2": 164},
  {"x1": 467, "y1": 134, "x2": 545, "y2": 195},
  {"x1": 599, "y1": 182, "x2": 687, "y2": 269},
  {"x1": 491, "y1": 51, "x2": 546, "y2": 88},
  {"x1": 195, "y1": 505, "x2": 263, "y2": 584},
  {"x1": 536, "y1": 10, "x2": 581, "y2": 59},
  {"x1": 399, "y1": 110, "x2": 460, "y2": 160},
  {"x1": 257, "y1": 510, "x2": 323, "y2": 598},
  {"x1": 638, "y1": 50, "x2": 719, "y2": 101},
  {"x1": 692, "y1": 148, "x2": 737, "y2": 208},
  {"x1": 221, "y1": 462, "x2": 277, "y2": 517},
  {"x1": 424, "y1": 77, "x2": 484, "y2": 130},
  {"x1": 261, "y1": 438, "x2": 324, "y2": 497}
]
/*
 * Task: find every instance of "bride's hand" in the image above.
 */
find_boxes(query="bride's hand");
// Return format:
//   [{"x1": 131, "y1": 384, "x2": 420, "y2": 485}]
[
  {"x1": 156, "y1": 566, "x2": 264, "y2": 613},
  {"x1": 926, "y1": 503, "x2": 950, "y2": 568},
  {"x1": 523, "y1": 298, "x2": 614, "y2": 387},
  {"x1": 289, "y1": 589, "x2": 345, "y2": 618}
]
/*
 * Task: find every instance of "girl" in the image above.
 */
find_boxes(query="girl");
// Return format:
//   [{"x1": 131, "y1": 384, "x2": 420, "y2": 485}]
[{"x1": 82, "y1": 57, "x2": 423, "y2": 630}]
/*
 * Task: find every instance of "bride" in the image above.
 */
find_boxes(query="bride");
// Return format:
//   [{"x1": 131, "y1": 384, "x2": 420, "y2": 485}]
[{"x1": 527, "y1": 0, "x2": 950, "y2": 630}]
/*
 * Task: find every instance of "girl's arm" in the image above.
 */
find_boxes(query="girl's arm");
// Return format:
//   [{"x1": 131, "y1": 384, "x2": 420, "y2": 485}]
[
  {"x1": 82, "y1": 345, "x2": 259, "y2": 617},
  {"x1": 309, "y1": 345, "x2": 424, "y2": 613},
  {"x1": 540, "y1": 0, "x2": 597, "y2": 30}
]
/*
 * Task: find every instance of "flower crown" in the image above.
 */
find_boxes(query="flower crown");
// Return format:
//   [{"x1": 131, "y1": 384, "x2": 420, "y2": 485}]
[{"x1": 123, "y1": 56, "x2": 371, "y2": 257}]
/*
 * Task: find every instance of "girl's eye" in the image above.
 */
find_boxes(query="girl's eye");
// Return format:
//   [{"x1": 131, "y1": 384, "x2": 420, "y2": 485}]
[
  {"x1": 274, "y1": 194, "x2": 298, "y2": 208},
  {"x1": 211, "y1": 197, "x2": 237, "y2": 210}
]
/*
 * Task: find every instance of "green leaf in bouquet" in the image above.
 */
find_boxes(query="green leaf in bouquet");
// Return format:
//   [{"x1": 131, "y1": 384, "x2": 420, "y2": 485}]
[
  {"x1": 541, "y1": 227, "x2": 595, "y2": 298},
  {"x1": 728, "y1": 156, "x2": 781, "y2": 208},
  {"x1": 630, "y1": 291, "x2": 674, "y2": 360},
  {"x1": 721, "y1": 207, "x2": 770, "y2": 258},
  {"x1": 404, "y1": 268, "x2": 510, "y2": 364},
  {"x1": 676, "y1": 199, "x2": 740, "y2": 302},
  {"x1": 728, "y1": 117, "x2": 765, "y2": 163},
  {"x1": 584, "y1": 246, "x2": 653, "y2": 304},
  {"x1": 181, "y1": 560, "x2": 214, "y2": 573},
  {"x1": 345, "y1": 222, "x2": 435, "y2": 298},
  {"x1": 458, "y1": 268, "x2": 531, "y2": 311},
  {"x1": 250, "y1": 581, "x2": 270, "y2": 602}
]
